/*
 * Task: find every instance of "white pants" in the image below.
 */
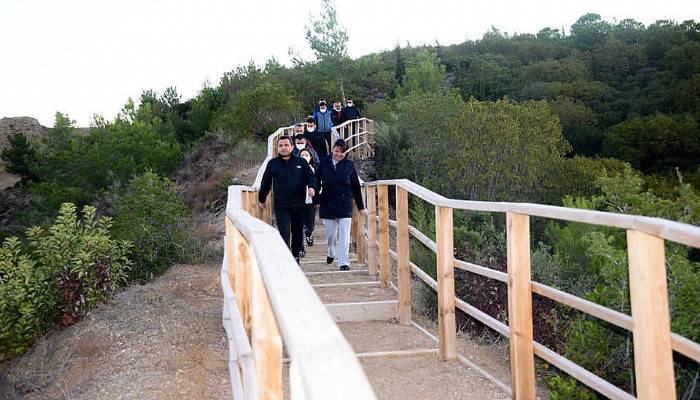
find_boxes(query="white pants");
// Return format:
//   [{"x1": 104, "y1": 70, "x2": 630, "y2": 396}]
[{"x1": 323, "y1": 218, "x2": 352, "y2": 266}]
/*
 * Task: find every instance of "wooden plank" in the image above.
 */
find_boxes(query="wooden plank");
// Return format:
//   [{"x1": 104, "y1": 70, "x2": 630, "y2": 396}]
[
  {"x1": 627, "y1": 230, "x2": 676, "y2": 400},
  {"x1": 396, "y1": 186, "x2": 411, "y2": 325},
  {"x1": 378, "y1": 185, "x2": 391, "y2": 288},
  {"x1": 249, "y1": 251, "x2": 283, "y2": 400},
  {"x1": 248, "y1": 191, "x2": 258, "y2": 219},
  {"x1": 304, "y1": 269, "x2": 369, "y2": 276},
  {"x1": 356, "y1": 348, "x2": 438, "y2": 359},
  {"x1": 506, "y1": 212, "x2": 536, "y2": 399},
  {"x1": 356, "y1": 188, "x2": 367, "y2": 264},
  {"x1": 231, "y1": 221, "x2": 252, "y2": 336},
  {"x1": 350, "y1": 202, "x2": 358, "y2": 251},
  {"x1": 363, "y1": 179, "x2": 700, "y2": 249},
  {"x1": 366, "y1": 186, "x2": 377, "y2": 277},
  {"x1": 325, "y1": 301, "x2": 397, "y2": 322},
  {"x1": 311, "y1": 281, "x2": 379, "y2": 288},
  {"x1": 435, "y1": 206, "x2": 456, "y2": 361}
]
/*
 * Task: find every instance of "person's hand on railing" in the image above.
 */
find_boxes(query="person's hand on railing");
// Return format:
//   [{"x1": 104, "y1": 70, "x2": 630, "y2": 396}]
[
  {"x1": 308, "y1": 187, "x2": 316, "y2": 197},
  {"x1": 258, "y1": 202, "x2": 267, "y2": 210},
  {"x1": 360, "y1": 209, "x2": 367, "y2": 216}
]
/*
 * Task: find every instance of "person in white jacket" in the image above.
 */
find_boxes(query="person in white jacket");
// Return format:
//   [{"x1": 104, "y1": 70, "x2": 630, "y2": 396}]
[{"x1": 298, "y1": 148, "x2": 318, "y2": 257}]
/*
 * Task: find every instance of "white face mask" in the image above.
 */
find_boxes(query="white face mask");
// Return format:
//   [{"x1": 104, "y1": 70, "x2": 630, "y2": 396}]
[
  {"x1": 319, "y1": 107, "x2": 327, "y2": 112},
  {"x1": 307, "y1": 127, "x2": 315, "y2": 132},
  {"x1": 301, "y1": 155, "x2": 311, "y2": 163},
  {"x1": 334, "y1": 105, "x2": 341, "y2": 111},
  {"x1": 295, "y1": 143, "x2": 305, "y2": 150}
]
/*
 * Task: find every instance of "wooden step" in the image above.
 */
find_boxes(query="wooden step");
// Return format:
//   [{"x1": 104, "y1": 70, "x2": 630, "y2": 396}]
[
  {"x1": 314, "y1": 284, "x2": 394, "y2": 303},
  {"x1": 337, "y1": 321, "x2": 438, "y2": 353},
  {"x1": 360, "y1": 354, "x2": 510, "y2": 400},
  {"x1": 326, "y1": 300, "x2": 397, "y2": 322}
]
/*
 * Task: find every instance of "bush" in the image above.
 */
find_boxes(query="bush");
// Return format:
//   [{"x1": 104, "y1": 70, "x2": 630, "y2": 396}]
[
  {"x1": 112, "y1": 172, "x2": 191, "y2": 281},
  {"x1": 0, "y1": 203, "x2": 131, "y2": 356}
]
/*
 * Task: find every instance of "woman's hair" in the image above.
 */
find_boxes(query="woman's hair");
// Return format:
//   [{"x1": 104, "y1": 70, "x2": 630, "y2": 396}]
[
  {"x1": 333, "y1": 138, "x2": 347, "y2": 152},
  {"x1": 299, "y1": 148, "x2": 316, "y2": 168}
]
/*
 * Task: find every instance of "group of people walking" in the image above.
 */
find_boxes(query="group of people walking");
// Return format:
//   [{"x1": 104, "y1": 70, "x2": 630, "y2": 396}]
[{"x1": 258, "y1": 99, "x2": 364, "y2": 270}]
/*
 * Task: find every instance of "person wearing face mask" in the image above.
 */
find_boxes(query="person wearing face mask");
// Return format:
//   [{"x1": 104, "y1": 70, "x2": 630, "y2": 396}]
[
  {"x1": 298, "y1": 148, "x2": 318, "y2": 250},
  {"x1": 258, "y1": 136, "x2": 317, "y2": 264},
  {"x1": 303, "y1": 116, "x2": 330, "y2": 158},
  {"x1": 291, "y1": 124, "x2": 320, "y2": 165},
  {"x1": 331, "y1": 101, "x2": 346, "y2": 126},
  {"x1": 315, "y1": 139, "x2": 366, "y2": 271},
  {"x1": 342, "y1": 98, "x2": 361, "y2": 120},
  {"x1": 312, "y1": 100, "x2": 334, "y2": 156}
]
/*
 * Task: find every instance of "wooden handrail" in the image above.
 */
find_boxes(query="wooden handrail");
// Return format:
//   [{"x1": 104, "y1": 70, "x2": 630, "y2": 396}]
[
  {"x1": 368, "y1": 179, "x2": 700, "y2": 400},
  {"x1": 222, "y1": 119, "x2": 376, "y2": 399}
]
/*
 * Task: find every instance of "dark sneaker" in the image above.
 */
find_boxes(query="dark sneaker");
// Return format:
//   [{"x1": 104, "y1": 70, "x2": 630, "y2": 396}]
[
  {"x1": 299, "y1": 250, "x2": 306, "y2": 258},
  {"x1": 295, "y1": 256, "x2": 300, "y2": 264},
  {"x1": 326, "y1": 256, "x2": 334, "y2": 264},
  {"x1": 306, "y1": 235, "x2": 314, "y2": 247},
  {"x1": 339, "y1": 265, "x2": 350, "y2": 271}
]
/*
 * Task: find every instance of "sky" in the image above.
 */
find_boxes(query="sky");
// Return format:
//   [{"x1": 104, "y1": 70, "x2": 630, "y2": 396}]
[{"x1": 1, "y1": 0, "x2": 698, "y2": 127}]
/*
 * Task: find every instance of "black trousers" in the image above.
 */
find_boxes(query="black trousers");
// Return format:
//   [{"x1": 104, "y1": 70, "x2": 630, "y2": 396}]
[
  {"x1": 275, "y1": 206, "x2": 304, "y2": 257},
  {"x1": 303, "y1": 204, "x2": 316, "y2": 237}
]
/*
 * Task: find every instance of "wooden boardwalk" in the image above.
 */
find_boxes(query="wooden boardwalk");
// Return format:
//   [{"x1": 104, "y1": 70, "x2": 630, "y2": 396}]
[{"x1": 298, "y1": 222, "x2": 509, "y2": 400}]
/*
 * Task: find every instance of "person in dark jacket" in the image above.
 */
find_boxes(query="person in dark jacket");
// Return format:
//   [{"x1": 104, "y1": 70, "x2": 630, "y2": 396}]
[
  {"x1": 316, "y1": 139, "x2": 365, "y2": 270},
  {"x1": 331, "y1": 101, "x2": 346, "y2": 126},
  {"x1": 258, "y1": 135, "x2": 317, "y2": 263},
  {"x1": 343, "y1": 98, "x2": 361, "y2": 120},
  {"x1": 304, "y1": 116, "x2": 331, "y2": 158},
  {"x1": 291, "y1": 123, "x2": 320, "y2": 166}
]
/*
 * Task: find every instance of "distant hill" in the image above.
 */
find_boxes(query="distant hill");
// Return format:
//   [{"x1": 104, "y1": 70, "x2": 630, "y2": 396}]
[{"x1": 0, "y1": 117, "x2": 48, "y2": 189}]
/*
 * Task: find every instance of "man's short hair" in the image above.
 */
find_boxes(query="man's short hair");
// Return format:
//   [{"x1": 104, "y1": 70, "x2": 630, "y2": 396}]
[
  {"x1": 333, "y1": 138, "x2": 347, "y2": 151},
  {"x1": 277, "y1": 135, "x2": 293, "y2": 146},
  {"x1": 294, "y1": 123, "x2": 304, "y2": 129},
  {"x1": 306, "y1": 116, "x2": 316, "y2": 124},
  {"x1": 294, "y1": 134, "x2": 305, "y2": 141}
]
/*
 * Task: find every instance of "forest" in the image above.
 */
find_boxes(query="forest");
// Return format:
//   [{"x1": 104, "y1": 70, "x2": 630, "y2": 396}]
[{"x1": 1, "y1": 8, "x2": 699, "y2": 399}]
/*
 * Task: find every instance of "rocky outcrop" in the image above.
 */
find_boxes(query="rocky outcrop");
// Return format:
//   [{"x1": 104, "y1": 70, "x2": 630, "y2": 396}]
[{"x1": 0, "y1": 117, "x2": 49, "y2": 190}]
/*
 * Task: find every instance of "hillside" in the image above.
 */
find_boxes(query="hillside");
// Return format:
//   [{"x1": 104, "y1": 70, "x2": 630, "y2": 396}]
[{"x1": 0, "y1": 118, "x2": 47, "y2": 190}]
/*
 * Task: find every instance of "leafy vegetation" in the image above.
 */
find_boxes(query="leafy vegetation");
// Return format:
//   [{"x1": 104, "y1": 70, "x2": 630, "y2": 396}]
[{"x1": 0, "y1": 204, "x2": 131, "y2": 355}]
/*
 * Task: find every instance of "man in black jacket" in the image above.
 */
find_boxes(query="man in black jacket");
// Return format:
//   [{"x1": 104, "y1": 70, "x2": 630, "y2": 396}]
[
  {"x1": 316, "y1": 139, "x2": 365, "y2": 270},
  {"x1": 258, "y1": 135, "x2": 317, "y2": 263},
  {"x1": 343, "y1": 98, "x2": 361, "y2": 120}
]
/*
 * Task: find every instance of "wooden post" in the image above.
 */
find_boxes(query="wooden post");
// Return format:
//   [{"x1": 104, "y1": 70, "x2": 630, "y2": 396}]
[
  {"x1": 225, "y1": 217, "x2": 236, "y2": 292},
  {"x1": 627, "y1": 230, "x2": 676, "y2": 400},
  {"x1": 231, "y1": 221, "x2": 252, "y2": 336},
  {"x1": 356, "y1": 188, "x2": 367, "y2": 264},
  {"x1": 378, "y1": 185, "x2": 390, "y2": 288},
  {"x1": 506, "y1": 212, "x2": 536, "y2": 399},
  {"x1": 351, "y1": 204, "x2": 359, "y2": 253},
  {"x1": 249, "y1": 251, "x2": 283, "y2": 400},
  {"x1": 396, "y1": 187, "x2": 411, "y2": 325},
  {"x1": 436, "y1": 206, "x2": 456, "y2": 360},
  {"x1": 366, "y1": 186, "x2": 378, "y2": 277},
  {"x1": 248, "y1": 191, "x2": 258, "y2": 218}
]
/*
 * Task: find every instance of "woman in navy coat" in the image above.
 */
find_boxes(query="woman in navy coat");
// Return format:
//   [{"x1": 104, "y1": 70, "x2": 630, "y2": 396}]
[{"x1": 316, "y1": 139, "x2": 365, "y2": 270}]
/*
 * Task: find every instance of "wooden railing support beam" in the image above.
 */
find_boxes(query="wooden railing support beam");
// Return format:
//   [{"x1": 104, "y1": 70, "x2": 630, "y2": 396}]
[
  {"x1": 366, "y1": 186, "x2": 378, "y2": 277},
  {"x1": 396, "y1": 187, "x2": 411, "y2": 325},
  {"x1": 378, "y1": 185, "x2": 391, "y2": 288},
  {"x1": 436, "y1": 206, "x2": 456, "y2": 360},
  {"x1": 506, "y1": 212, "x2": 536, "y2": 399},
  {"x1": 627, "y1": 230, "x2": 676, "y2": 400}
]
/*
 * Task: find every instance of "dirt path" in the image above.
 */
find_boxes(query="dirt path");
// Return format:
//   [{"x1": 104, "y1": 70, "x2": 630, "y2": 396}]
[{"x1": 1, "y1": 264, "x2": 230, "y2": 400}]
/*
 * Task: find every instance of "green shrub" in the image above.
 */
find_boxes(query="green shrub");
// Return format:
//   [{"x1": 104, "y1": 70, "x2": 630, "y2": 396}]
[
  {"x1": 0, "y1": 237, "x2": 55, "y2": 355},
  {"x1": 112, "y1": 172, "x2": 191, "y2": 281},
  {"x1": 0, "y1": 203, "x2": 131, "y2": 356}
]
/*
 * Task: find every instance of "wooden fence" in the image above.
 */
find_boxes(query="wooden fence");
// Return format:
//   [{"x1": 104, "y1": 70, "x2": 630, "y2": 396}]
[
  {"x1": 223, "y1": 115, "x2": 699, "y2": 399},
  {"x1": 361, "y1": 179, "x2": 700, "y2": 400},
  {"x1": 221, "y1": 119, "x2": 376, "y2": 399}
]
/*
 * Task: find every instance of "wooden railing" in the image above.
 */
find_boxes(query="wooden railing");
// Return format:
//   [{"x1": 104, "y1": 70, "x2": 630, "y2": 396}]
[
  {"x1": 361, "y1": 179, "x2": 700, "y2": 400},
  {"x1": 221, "y1": 119, "x2": 376, "y2": 399}
]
